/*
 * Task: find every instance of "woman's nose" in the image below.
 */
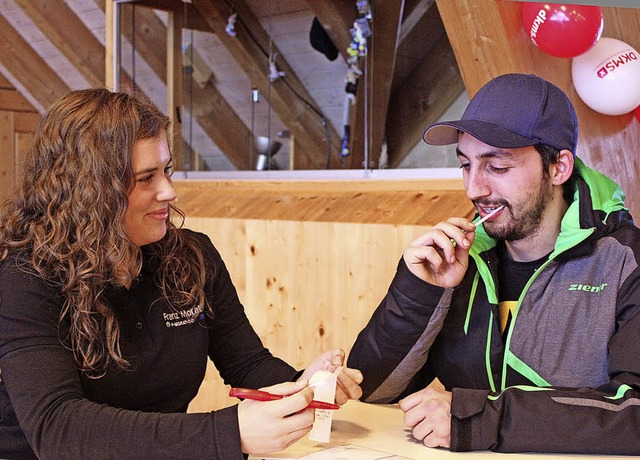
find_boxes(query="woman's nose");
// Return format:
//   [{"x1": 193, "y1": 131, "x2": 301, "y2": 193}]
[{"x1": 157, "y1": 176, "x2": 177, "y2": 202}]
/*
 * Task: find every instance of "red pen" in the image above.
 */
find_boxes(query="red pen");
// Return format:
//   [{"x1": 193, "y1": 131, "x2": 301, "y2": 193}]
[{"x1": 229, "y1": 387, "x2": 340, "y2": 410}]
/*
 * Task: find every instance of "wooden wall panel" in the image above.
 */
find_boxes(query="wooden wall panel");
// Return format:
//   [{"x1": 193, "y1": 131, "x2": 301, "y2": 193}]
[
  {"x1": 0, "y1": 111, "x2": 16, "y2": 203},
  {"x1": 175, "y1": 179, "x2": 474, "y2": 411},
  {"x1": 0, "y1": 118, "x2": 36, "y2": 204},
  {"x1": 435, "y1": 0, "x2": 640, "y2": 219},
  {"x1": 14, "y1": 113, "x2": 40, "y2": 134},
  {"x1": 185, "y1": 216, "x2": 429, "y2": 412},
  {"x1": 0, "y1": 71, "x2": 39, "y2": 203},
  {"x1": 16, "y1": 133, "x2": 33, "y2": 179},
  {"x1": 0, "y1": 88, "x2": 35, "y2": 112},
  {"x1": 174, "y1": 178, "x2": 471, "y2": 410},
  {"x1": 174, "y1": 178, "x2": 473, "y2": 225}
]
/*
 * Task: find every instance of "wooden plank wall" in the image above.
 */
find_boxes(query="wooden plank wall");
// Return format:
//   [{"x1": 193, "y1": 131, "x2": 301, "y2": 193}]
[
  {"x1": 175, "y1": 179, "x2": 473, "y2": 412},
  {"x1": 0, "y1": 73, "x2": 39, "y2": 203},
  {"x1": 437, "y1": 0, "x2": 640, "y2": 218}
]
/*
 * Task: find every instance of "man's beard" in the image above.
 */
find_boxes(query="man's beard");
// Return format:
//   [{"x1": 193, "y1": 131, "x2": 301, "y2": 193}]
[{"x1": 483, "y1": 174, "x2": 553, "y2": 242}]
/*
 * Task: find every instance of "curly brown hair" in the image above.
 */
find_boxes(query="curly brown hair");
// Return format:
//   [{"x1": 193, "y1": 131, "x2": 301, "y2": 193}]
[{"x1": 0, "y1": 88, "x2": 210, "y2": 377}]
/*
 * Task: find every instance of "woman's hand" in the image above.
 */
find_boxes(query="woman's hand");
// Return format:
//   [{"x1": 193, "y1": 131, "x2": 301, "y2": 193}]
[
  {"x1": 237, "y1": 380, "x2": 315, "y2": 455},
  {"x1": 299, "y1": 348, "x2": 363, "y2": 405}
]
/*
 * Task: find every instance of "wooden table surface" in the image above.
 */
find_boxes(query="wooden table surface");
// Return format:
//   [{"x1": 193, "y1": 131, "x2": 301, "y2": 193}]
[{"x1": 250, "y1": 400, "x2": 632, "y2": 460}]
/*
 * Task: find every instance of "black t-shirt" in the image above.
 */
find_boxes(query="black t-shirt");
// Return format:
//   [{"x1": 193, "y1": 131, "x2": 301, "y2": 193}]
[{"x1": 497, "y1": 241, "x2": 549, "y2": 339}]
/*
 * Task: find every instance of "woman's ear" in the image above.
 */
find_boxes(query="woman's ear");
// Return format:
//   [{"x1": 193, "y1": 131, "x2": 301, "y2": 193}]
[{"x1": 551, "y1": 149, "x2": 574, "y2": 186}]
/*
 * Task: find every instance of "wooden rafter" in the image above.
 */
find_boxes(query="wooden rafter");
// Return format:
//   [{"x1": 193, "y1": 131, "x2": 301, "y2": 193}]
[
  {"x1": 393, "y1": 0, "x2": 443, "y2": 85},
  {"x1": 100, "y1": 0, "x2": 244, "y2": 170},
  {"x1": 11, "y1": 0, "x2": 152, "y2": 108},
  {"x1": 399, "y1": 0, "x2": 436, "y2": 43},
  {"x1": 124, "y1": 0, "x2": 210, "y2": 31},
  {"x1": 386, "y1": 37, "x2": 464, "y2": 167},
  {"x1": 15, "y1": 0, "x2": 214, "y2": 172},
  {"x1": 385, "y1": 1, "x2": 464, "y2": 167},
  {"x1": 189, "y1": 81, "x2": 252, "y2": 170},
  {"x1": 333, "y1": 1, "x2": 408, "y2": 170},
  {"x1": 0, "y1": 13, "x2": 69, "y2": 110},
  {"x1": 192, "y1": 0, "x2": 342, "y2": 169},
  {"x1": 0, "y1": 86, "x2": 34, "y2": 113},
  {"x1": 14, "y1": 0, "x2": 104, "y2": 89},
  {"x1": 366, "y1": 0, "x2": 405, "y2": 168},
  {"x1": 117, "y1": 1, "x2": 167, "y2": 87}
]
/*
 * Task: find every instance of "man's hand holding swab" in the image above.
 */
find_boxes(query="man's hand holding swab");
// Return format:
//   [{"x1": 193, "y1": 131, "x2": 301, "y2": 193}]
[{"x1": 403, "y1": 206, "x2": 505, "y2": 288}]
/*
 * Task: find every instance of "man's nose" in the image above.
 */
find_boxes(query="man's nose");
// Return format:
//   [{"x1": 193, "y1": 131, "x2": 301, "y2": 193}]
[{"x1": 465, "y1": 169, "x2": 491, "y2": 201}]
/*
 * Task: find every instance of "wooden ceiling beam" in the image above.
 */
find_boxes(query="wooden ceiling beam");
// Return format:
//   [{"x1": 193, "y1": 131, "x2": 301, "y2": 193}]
[
  {"x1": 13, "y1": 0, "x2": 145, "y2": 99},
  {"x1": 393, "y1": 1, "x2": 445, "y2": 85},
  {"x1": 14, "y1": 0, "x2": 105, "y2": 89},
  {"x1": 118, "y1": 2, "x2": 167, "y2": 82},
  {"x1": 385, "y1": 36, "x2": 464, "y2": 168},
  {"x1": 0, "y1": 13, "x2": 69, "y2": 110},
  {"x1": 307, "y1": 0, "x2": 367, "y2": 171},
  {"x1": 131, "y1": 0, "x2": 211, "y2": 31},
  {"x1": 192, "y1": 0, "x2": 342, "y2": 169},
  {"x1": 384, "y1": 0, "x2": 463, "y2": 167},
  {"x1": 399, "y1": 0, "x2": 435, "y2": 44},
  {"x1": 366, "y1": 0, "x2": 405, "y2": 168},
  {"x1": 11, "y1": 0, "x2": 199, "y2": 166},
  {"x1": 190, "y1": 80, "x2": 252, "y2": 170}
]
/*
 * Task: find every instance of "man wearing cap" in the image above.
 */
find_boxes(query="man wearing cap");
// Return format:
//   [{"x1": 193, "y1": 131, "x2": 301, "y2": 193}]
[{"x1": 348, "y1": 73, "x2": 640, "y2": 454}]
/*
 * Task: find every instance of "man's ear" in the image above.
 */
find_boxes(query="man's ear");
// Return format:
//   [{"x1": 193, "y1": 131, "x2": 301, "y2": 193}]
[{"x1": 551, "y1": 149, "x2": 574, "y2": 186}]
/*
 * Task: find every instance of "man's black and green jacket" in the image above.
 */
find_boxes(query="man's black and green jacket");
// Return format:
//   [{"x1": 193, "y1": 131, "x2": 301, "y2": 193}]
[{"x1": 348, "y1": 159, "x2": 640, "y2": 454}]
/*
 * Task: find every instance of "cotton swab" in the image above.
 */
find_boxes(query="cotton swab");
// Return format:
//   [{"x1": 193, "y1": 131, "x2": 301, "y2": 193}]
[
  {"x1": 473, "y1": 205, "x2": 505, "y2": 226},
  {"x1": 451, "y1": 205, "x2": 506, "y2": 248}
]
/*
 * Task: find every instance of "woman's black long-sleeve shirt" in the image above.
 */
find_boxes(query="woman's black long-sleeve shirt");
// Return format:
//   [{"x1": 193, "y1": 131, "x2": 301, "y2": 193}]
[{"x1": 0, "y1": 230, "x2": 297, "y2": 459}]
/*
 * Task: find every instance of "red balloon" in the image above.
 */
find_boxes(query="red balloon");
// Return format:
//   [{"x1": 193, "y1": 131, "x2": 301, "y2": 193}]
[{"x1": 522, "y1": 3, "x2": 603, "y2": 58}]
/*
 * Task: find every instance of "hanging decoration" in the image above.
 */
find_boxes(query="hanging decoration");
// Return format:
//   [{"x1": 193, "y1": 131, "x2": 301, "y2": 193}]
[
  {"x1": 347, "y1": 19, "x2": 372, "y2": 57},
  {"x1": 226, "y1": 12, "x2": 237, "y2": 37},
  {"x1": 521, "y1": 3, "x2": 603, "y2": 59},
  {"x1": 572, "y1": 37, "x2": 640, "y2": 116},
  {"x1": 269, "y1": 52, "x2": 285, "y2": 82},
  {"x1": 309, "y1": 17, "x2": 339, "y2": 61},
  {"x1": 341, "y1": 1, "x2": 372, "y2": 159},
  {"x1": 520, "y1": 2, "x2": 640, "y2": 119}
]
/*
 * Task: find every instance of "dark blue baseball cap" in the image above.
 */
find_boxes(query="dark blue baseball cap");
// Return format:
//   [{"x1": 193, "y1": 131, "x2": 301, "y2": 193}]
[{"x1": 423, "y1": 73, "x2": 578, "y2": 153}]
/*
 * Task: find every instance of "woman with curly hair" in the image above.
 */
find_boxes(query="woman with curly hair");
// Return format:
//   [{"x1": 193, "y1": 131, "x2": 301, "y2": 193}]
[{"x1": 0, "y1": 88, "x2": 362, "y2": 460}]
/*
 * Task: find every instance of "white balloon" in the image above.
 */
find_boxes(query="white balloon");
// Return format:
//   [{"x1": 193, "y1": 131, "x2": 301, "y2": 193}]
[{"x1": 571, "y1": 37, "x2": 640, "y2": 116}]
